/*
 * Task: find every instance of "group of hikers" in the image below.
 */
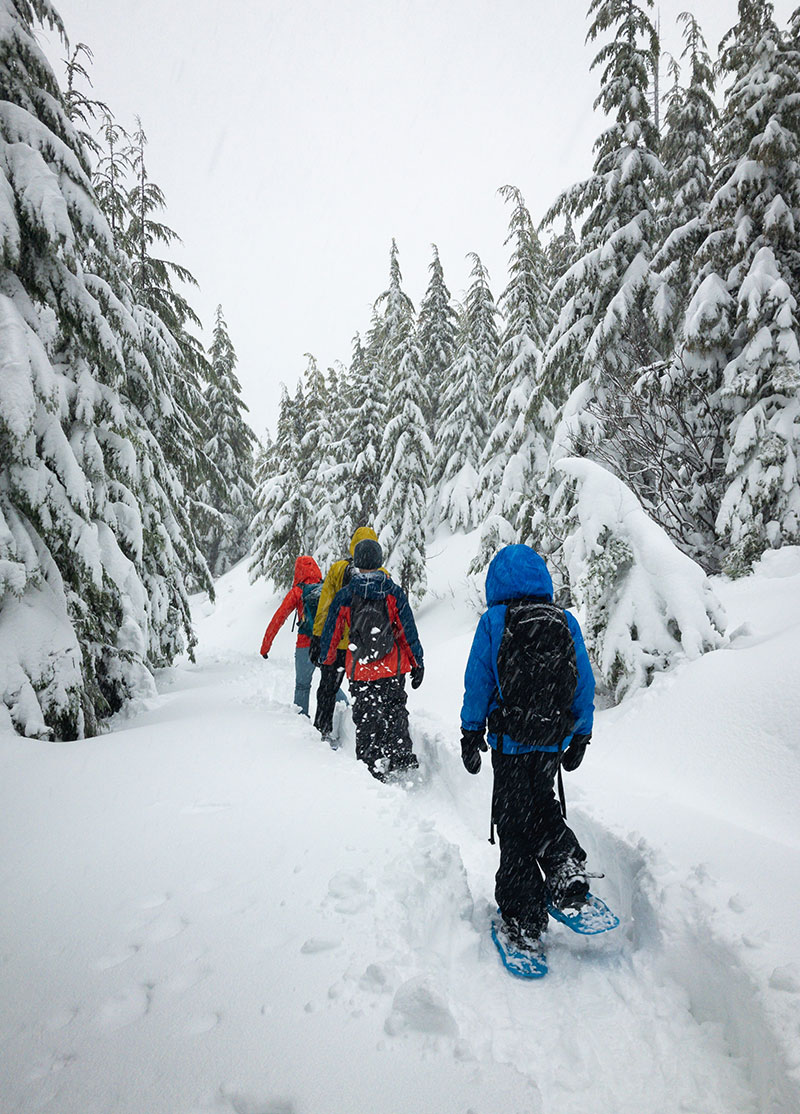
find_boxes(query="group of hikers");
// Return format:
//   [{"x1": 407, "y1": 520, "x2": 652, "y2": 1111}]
[{"x1": 259, "y1": 524, "x2": 595, "y2": 958}]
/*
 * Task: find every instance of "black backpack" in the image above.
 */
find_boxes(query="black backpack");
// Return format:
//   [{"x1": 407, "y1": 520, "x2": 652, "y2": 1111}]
[
  {"x1": 489, "y1": 600, "x2": 578, "y2": 748},
  {"x1": 348, "y1": 593, "x2": 396, "y2": 665},
  {"x1": 298, "y1": 582, "x2": 323, "y2": 638}
]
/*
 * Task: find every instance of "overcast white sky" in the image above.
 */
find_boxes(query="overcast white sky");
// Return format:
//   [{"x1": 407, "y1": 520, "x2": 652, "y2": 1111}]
[{"x1": 43, "y1": 0, "x2": 795, "y2": 438}]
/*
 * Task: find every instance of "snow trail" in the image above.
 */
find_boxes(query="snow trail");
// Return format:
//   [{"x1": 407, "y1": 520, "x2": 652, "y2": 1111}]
[{"x1": 3, "y1": 552, "x2": 800, "y2": 1113}]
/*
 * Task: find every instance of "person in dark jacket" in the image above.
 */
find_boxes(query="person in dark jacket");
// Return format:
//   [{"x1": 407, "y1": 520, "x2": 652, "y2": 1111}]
[
  {"x1": 460, "y1": 544, "x2": 595, "y2": 951},
  {"x1": 259, "y1": 555, "x2": 347, "y2": 718},
  {"x1": 319, "y1": 538, "x2": 424, "y2": 779},
  {"x1": 309, "y1": 526, "x2": 383, "y2": 742}
]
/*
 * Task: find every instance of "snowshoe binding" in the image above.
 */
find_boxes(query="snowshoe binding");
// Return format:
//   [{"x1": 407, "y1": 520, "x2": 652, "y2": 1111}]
[{"x1": 491, "y1": 916, "x2": 548, "y2": 979}]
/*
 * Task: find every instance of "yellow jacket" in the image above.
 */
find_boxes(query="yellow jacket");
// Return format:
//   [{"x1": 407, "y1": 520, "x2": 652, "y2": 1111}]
[{"x1": 313, "y1": 526, "x2": 386, "y2": 648}]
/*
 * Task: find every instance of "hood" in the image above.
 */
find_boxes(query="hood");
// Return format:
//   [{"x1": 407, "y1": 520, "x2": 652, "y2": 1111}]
[
  {"x1": 293, "y1": 555, "x2": 322, "y2": 586},
  {"x1": 485, "y1": 545, "x2": 553, "y2": 606},
  {"x1": 349, "y1": 525, "x2": 378, "y2": 556}
]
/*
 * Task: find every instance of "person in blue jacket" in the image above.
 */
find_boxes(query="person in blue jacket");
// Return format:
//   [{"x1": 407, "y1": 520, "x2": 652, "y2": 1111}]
[{"x1": 460, "y1": 544, "x2": 595, "y2": 952}]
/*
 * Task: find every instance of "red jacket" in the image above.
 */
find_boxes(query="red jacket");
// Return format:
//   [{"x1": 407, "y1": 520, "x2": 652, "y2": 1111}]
[{"x1": 260, "y1": 556, "x2": 322, "y2": 654}]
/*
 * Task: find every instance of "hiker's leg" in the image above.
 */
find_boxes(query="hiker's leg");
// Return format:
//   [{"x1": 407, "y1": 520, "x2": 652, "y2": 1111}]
[
  {"x1": 382, "y1": 676, "x2": 416, "y2": 771},
  {"x1": 313, "y1": 650, "x2": 346, "y2": 736},
  {"x1": 491, "y1": 749, "x2": 549, "y2": 937},
  {"x1": 525, "y1": 750, "x2": 588, "y2": 905},
  {"x1": 527, "y1": 751, "x2": 586, "y2": 873},
  {"x1": 350, "y1": 680, "x2": 382, "y2": 775},
  {"x1": 294, "y1": 646, "x2": 314, "y2": 717}
]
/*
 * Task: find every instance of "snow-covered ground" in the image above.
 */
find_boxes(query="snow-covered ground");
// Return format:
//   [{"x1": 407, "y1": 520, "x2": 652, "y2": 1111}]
[{"x1": 2, "y1": 536, "x2": 800, "y2": 1114}]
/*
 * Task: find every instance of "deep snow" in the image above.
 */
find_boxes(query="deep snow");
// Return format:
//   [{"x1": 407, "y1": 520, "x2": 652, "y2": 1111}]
[{"x1": 2, "y1": 535, "x2": 800, "y2": 1114}]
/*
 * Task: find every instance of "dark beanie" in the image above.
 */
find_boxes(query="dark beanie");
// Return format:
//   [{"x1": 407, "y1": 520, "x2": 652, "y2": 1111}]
[{"x1": 353, "y1": 538, "x2": 383, "y2": 570}]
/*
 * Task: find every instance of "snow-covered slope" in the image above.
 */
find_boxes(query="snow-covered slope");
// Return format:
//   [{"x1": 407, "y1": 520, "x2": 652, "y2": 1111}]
[{"x1": 2, "y1": 539, "x2": 799, "y2": 1114}]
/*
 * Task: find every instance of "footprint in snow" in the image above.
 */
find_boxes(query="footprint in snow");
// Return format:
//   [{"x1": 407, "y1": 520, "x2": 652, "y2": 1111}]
[
  {"x1": 96, "y1": 985, "x2": 151, "y2": 1031},
  {"x1": 185, "y1": 1011, "x2": 220, "y2": 1035},
  {"x1": 136, "y1": 915, "x2": 188, "y2": 945},
  {"x1": 94, "y1": 945, "x2": 140, "y2": 971},
  {"x1": 384, "y1": 975, "x2": 458, "y2": 1038},
  {"x1": 300, "y1": 936, "x2": 342, "y2": 954},
  {"x1": 44, "y1": 1006, "x2": 79, "y2": 1032},
  {"x1": 137, "y1": 892, "x2": 171, "y2": 909},
  {"x1": 326, "y1": 871, "x2": 374, "y2": 914}
]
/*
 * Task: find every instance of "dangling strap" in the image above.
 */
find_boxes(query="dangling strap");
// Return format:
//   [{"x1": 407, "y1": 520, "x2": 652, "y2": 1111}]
[
  {"x1": 489, "y1": 767, "x2": 497, "y2": 844},
  {"x1": 557, "y1": 763, "x2": 567, "y2": 819}
]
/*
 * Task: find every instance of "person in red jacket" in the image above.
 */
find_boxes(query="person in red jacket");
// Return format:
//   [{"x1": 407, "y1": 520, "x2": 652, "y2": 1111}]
[{"x1": 259, "y1": 555, "x2": 347, "y2": 718}]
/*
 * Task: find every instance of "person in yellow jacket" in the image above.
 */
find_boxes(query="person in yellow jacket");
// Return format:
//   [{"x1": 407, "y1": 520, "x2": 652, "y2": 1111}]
[{"x1": 309, "y1": 526, "x2": 385, "y2": 743}]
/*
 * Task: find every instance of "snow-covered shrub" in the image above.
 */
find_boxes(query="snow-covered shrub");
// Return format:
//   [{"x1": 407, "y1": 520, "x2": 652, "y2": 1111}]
[{"x1": 554, "y1": 458, "x2": 727, "y2": 700}]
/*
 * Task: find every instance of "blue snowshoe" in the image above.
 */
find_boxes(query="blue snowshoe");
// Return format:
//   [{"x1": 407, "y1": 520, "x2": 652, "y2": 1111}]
[
  {"x1": 548, "y1": 892, "x2": 619, "y2": 935},
  {"x1": 491, "y1": 917, "x2": 548, "y2": 979}
]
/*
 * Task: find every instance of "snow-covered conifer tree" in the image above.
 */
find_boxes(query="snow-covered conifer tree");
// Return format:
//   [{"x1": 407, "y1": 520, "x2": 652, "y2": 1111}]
[
  {"x1": 432, "y1": 253, "x2": 498, "y2": 532},
  {"x1": 652, "y1": 12, "x2": 718, "y2": 350},
  {"x1": 432, "y1": 306, "x2": 486, "y2": 532},
  {"x1": 544, "y1": 214, "x2": 578, "y2": 290},
  {"x1": 196, "y1": 306, "x2": 257, "y2": 576},
  {"x1": 0, "y1": 0, "x2": 207, "y2": 736},
  {"x1": 315, "y1": 361, "x2": 349, "y2": 560},
  {"x1": 543, "y1": 0, "x2": 665, "y2": 409},
  {"x1": 474, "y1": 186, "x2": 552, "y2": 567},
  {"x1": 683, "y1": 0, "x2": 800, "y2": 572},
  {"x1": 249, "y1": 384, "x2": 310, "y2": 589},
  {"x1": 553, "y1": 458, "x2": 726, "y2": 700},
  {"x1": 345, "y1": 330, "x2": 385, "y2": 532},
  {"x1": 417, "y1": 244, "x2": 457, "y2": 433},
  {"x1": 375, "y1": 241, "x2": 431, "y2": 597},
  {"x1": 300, "y1": 354, "x2": 340, "y2": 570}
]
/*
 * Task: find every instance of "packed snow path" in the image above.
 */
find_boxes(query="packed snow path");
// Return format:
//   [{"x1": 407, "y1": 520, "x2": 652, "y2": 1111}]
[{"x1": 3, "y1": 551, "x2": 800, "y2": 1114}]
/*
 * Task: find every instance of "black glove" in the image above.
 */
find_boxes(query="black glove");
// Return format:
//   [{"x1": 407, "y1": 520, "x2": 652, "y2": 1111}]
[
  {"x1": 461, "y1": 728, "x2": 487, "y2": 774},
  {"x1": 561, "y1": 733, "x2": 591, "y2": 772},
  {"x1": 410, "y1": 665, "x2": 424, "y2": 689},
  {"x1": 308, "y1": 636, "x2": 321, "y2": 665},
  {"x1": 261, "y1": 651, "x2": 268, "y2": 660}
]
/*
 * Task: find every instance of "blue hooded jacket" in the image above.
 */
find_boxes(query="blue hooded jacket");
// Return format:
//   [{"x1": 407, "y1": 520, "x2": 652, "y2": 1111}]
[{"x1": 460, "y1": 545, "x2": 595, "y2": 754}]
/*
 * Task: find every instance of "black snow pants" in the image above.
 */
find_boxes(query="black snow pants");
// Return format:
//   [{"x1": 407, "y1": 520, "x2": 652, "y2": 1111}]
[
  {"x1": 491, "y1": 747, "x2": 586, "y2": 937},
  {"x1": 313, "y1": 649, "x2": 347, "y2": 736},
  {"x1": 349, "y1": 675, "x2": 416, "y2": 778}
]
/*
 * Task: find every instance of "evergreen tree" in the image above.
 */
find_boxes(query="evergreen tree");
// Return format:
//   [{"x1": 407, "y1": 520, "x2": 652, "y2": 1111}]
[
  {"x1": 249, "y1": 384, "x2": 309, "y2": 589},
  {"x1": 687, "y1": 0, "x2": 800, "y2": 571},
  {"x1": 432, "y1": 252, "x2": 499, "y2": 533},
  {"x1": 652, "y1": 12, "x2": 718, "y2": 349},
  {"x1": 544, "y1": 214, "x2": 578, "y2": 289},
  {"x1": 375, "y1": 241, "x2": 431, "y2": 597},
  {"x1": 196, "y1": 306, "x2": 257, "y2": 576},
  {"x1": 417, "y1": 244, "x2": 457, "y2": 433},
  {"x1": 299, "y1": 353, "x2": 340, "y2": 570},
  {"x1": 345, "y1": 330, "x2": 385, "y2": 532},
  {"x1": 474, "y1": 186, "x2": 552, "y2": 567},
  {"x1": 543, "y1": 0, "x2": 665, "y2": 407},
  {"x1": 432, "y1": 306, "x2": 486, "y2": 532},
  {"x1": 123, "y1": 119, "x2": 219, "y2": 563},
  {"x1": 63, "y1": 42, "x2": 106, "y2": 158},
  {"x1": 94, "y1": 111, "x2": 133, "y2": 248},
  {"x1": 321, "y1": 359, "x2": 355, "y2": 559},
  {"x1": 0, "y1": 0, "x2": 207, "y2": 737}
]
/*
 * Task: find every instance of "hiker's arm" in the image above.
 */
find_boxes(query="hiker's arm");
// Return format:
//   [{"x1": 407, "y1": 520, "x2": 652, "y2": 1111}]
[
  {"x1": 566, "y1": 611, "x2": 595, "y2": 736},
  {"x1": 460, "y1": 611, "x2": 495, "y2": 731},
  {"x1": 389, "y1": 588, "x2": 423, "y2": 667},
  {"x1": 260, "y1": 587, "x2": 300, "y2": 656},
  {"x1": 313, "y1": 563, "x2": 342, "y2": 638}
]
